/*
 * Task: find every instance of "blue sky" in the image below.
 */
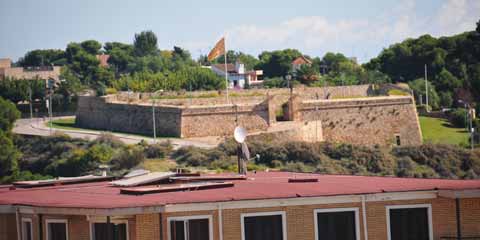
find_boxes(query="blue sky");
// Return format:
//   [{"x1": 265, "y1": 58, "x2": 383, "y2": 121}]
[{"x1": 1, "y1": 0, "x2": 479, "y2": 63}]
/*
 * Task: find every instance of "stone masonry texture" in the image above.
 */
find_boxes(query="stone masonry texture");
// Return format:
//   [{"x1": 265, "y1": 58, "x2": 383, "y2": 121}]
[{"x1": 75, "y1": 85, "x2": 423, "y2": 146}]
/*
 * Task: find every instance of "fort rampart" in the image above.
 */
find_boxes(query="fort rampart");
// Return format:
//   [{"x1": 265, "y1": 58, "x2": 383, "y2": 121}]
[{"x1": 75, "y1": 84, "x2": 422, "y2": 146}]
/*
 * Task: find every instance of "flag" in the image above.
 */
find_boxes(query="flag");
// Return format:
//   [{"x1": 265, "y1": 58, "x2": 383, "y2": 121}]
[{"x1": 207, "y1": 37, "x2": 225, "y2": 61}]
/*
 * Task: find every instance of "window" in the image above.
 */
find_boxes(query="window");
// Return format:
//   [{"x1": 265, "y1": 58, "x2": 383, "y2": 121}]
[
  {"x1": 168, "y1": 215, "x2": 212, "y2": 240},
  {"x1": 91, "y1": 222, "x2": 128, "y2": 240},
  {"x1": 46, "y1": 219, "x2": 68, "y2": 240},
  {"x1": 387, "y1": 204, "x2": 433, "y2": 240},
  {"x1": 241, "y1": 211, "x2": 286, "y2": 240},
  {"x1": 21, "y1": 218, "x2": 33, "y2": 240},
  {"x1": 314, "y1": 208, "x2": 360, "y2": 240},
  {"x1": 395, "y1": 135, "x2": 401, "y2": 146}
]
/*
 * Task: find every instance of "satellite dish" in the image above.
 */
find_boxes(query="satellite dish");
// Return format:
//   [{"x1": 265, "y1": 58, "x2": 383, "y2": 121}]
[{"x1": 234, "y1": 126, "x2": 247, "y2": 143}]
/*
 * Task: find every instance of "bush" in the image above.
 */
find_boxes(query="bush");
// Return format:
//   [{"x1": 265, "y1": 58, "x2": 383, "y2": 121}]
[
  {"x1": 448, "y1": 108, "x2": 468, "y2": 128},
  {"x1": 144, "y1": 141, "x2": 173, "y2": 159},
  {"x1": 111, "y1": 145, "x2": 145, "y2": 170}
]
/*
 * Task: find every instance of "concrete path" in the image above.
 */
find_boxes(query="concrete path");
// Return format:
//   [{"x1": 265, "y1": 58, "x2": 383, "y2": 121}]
[{"x1": 13, "y1": 117, "x2": 218, "y2": 149}]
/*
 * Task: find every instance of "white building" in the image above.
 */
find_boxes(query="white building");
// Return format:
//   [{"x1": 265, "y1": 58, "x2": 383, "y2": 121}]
[{"x1": 210, "y1": 62, "x2": 263, "y2": 89}]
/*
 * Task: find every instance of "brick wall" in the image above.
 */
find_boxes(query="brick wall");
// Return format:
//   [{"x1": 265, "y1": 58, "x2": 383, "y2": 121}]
[
  {"x1": 152, "y1": 197, "x2": 479, "y2": 240},
  {"x1": 136, "y1": 213, "x2": 160, "y2": 240},
  {"x1": 3, "y1": 197, "x2": 479, "y2": 240}
]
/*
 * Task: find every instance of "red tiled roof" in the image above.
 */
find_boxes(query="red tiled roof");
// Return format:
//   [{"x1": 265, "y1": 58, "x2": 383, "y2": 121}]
[
  {"x1": 292, "y1": 56, "x2": 312, "y2": 65},
  {"x1": 0, "y1": 172, "x2": 479, "y2": 209},
  {"x1": 96, "y1": 54, "x2": 110, "y2": 67}
]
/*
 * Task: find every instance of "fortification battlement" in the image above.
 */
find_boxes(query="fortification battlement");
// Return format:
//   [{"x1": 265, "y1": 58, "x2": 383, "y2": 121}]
[
  {"x1": 105, "y1": 84, "x2": 377, "y2": 106},
  {"x1": 76, "y1": 84, "x2": 421, "y2": 146}
]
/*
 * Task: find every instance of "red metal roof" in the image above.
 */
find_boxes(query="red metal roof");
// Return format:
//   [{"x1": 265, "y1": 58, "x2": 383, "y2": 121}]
[{"x1": 1, "y1": 172, "x2": 479, "y2": 209}]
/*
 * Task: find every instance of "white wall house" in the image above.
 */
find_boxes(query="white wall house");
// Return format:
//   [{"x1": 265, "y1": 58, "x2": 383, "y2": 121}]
[{"x1": 210, "y1": 62, "x2": 263, "y2": 89}]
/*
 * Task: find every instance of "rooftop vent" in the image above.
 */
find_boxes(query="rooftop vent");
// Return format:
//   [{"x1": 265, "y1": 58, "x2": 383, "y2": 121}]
[
  {"x1": 288, "y1": 178, "x2": 319, "y2": 183},
  {"x1": 120, "y1": 181, "x2": 234, "y2": 195}
]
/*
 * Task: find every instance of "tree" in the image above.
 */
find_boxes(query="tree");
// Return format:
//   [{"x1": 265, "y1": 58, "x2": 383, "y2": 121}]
[
  {"x1": 80, "y1": 40, "x2": 102, "y2": 55},
  {"x1": 476, "y1": 19, "x2": 480, "y2": 34},
  {"x1": 134, "y1": 31, "x2": 159, "y2": 57},
  {"x1": 296, "y1": 64, "x2": 319, "y2": 83},
  {"x1": 0, "y1": 97, "x2": 21, "y2": 133},
  {"x1": 436, "y1": 68, "x2": 462, "y2": 90},
  {"x1": 0, "y1": 131, "x2": 20, "y2": 177},
  {"x1": 439, "y1": 92, "x2": 453, "y2": 108},
  {"x1": 105, "y1": 42, "x2": 135, "y2": 74},
  {"x1": 0, "y1": 97, "x2": 21, "y2": 177},
  {"x1": 409, "y1": 78, "x2": 440, "y2": 110},
  {"x1": 257, "y1": 49, "x2": 302, "y2": 78},
  {"x1": 18, "y1": 49, "x2": 66, "y2": 67}
]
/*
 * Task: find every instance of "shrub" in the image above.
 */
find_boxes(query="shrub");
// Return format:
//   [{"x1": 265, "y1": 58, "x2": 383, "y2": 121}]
[
  {"x1": 144, "y1": 141, "x2": 173, "y2": 159},
  {"x1": 111, "y1": 145, "x2": 145, "y2": 170},
  {"x1": 448, "y1": 108, "x2": 468, "y2": 128}
]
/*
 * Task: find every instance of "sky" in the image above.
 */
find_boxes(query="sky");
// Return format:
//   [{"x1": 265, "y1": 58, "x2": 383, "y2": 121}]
[{"x1": 1, "y1": 0, "x2": 479, "y2": 63}]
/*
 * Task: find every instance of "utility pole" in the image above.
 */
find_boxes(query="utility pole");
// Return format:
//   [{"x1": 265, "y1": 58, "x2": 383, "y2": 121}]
[
  {"x1": 425, "y1": 64, "x2": 429, "y2": 112},
  {"x1": 47, "y1": 78, "x2": 54, "y2": 135},
  {"x1": 469, "y1": 109, "x2": 474, "y2": 150},
  {"x1": 28, "y1": 85, "x2": 33, "y2": 119},
  {"x1": 152, "y1": 97, "x2": 156, "y2": 144}
]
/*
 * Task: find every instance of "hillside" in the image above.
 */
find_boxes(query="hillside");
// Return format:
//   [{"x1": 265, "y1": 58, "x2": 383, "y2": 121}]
[{"x1": 3, "y1": 134, "x2": 479, "y2": 184}]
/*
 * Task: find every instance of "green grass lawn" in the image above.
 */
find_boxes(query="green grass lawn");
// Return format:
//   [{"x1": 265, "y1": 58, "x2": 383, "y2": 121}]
[
  {"x1": 419, "y1": 116, "x2": 469, "y2": 145},
  {"x1": 47, "y1": 117, "x2": 79, "y2": 131}
]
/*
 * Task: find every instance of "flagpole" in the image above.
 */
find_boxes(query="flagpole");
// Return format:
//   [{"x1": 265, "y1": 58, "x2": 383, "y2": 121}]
[{"x1": 224, "y1": 36, "x2": 229, "y2": 103}]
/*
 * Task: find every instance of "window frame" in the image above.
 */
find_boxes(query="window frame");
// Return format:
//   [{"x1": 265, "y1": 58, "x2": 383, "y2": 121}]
[
  {"x1": 88, "y1": 219, "x2": 130, "y2": 240},
  {"x1": 21, "y1": 217, "x2": 33, "y2": 240},
  {"x1": 386, "y1": 204, "x2": 433, "y2": 240},
  {"x1": 313, "y1": 207, "x2": 361, "y2": 240},
  {"x1": 167, "y1": 215, "x2": 213, "y2": 240},
  {"x1": 240, "y1": 211, "x2": 287, "y2": 240},
  {"x1": 45, "y1": 219, "x2": 69, "y2": 240}
]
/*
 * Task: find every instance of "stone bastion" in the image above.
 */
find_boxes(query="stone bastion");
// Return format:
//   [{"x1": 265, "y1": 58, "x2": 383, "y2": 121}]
[{"x1": 75, "y1": 84, "x2": 422, "y2": 146}]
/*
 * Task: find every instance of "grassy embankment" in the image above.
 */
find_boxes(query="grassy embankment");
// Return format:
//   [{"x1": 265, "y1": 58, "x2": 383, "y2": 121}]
[{"x1": 419, "y1": 116, "x2": 469, "y2": 146}]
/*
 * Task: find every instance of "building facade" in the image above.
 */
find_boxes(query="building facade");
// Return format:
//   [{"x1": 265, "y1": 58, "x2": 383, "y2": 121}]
[
  {"x1": 1, "y1": 172, "x2": 479, "y2": 240},
  {"x1": 0, "y1": 58, "x2": 61, "y2": 81},
  {"x1": 210, "y1": 62, "x2": 263, "y2": 89}
]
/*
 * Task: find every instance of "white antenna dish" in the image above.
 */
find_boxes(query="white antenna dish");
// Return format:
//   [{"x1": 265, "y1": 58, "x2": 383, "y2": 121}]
[{"x1": 234, "y1": 126, "x2": 247, "y2": 143}]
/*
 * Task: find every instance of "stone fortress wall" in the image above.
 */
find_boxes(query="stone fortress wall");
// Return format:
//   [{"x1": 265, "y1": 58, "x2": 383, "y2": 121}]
[{"x1": 75, "y1": 84, "x2": 423, "y2": 146}]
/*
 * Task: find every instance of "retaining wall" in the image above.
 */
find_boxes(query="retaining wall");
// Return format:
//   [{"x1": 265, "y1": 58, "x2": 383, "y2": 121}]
[{"x1": 300, "y1": 96, "x2": 423, "y2": 146}]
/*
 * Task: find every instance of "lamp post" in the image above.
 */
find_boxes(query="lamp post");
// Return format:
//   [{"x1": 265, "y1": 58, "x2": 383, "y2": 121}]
[
  {"x1": 152, "y1": 90, "x2": 163, "y2": 144},
  {"x1": 459, "y1": 100, "x2": 475, "y2": 150},
  {"x1": 28, "y1": 84, "x2": 33, "y2": 119}
]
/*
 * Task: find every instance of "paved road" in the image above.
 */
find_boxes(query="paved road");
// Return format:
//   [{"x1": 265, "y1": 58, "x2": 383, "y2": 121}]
[{"x1": 13, "y1": 117, "x2": 218, "y2": 149}]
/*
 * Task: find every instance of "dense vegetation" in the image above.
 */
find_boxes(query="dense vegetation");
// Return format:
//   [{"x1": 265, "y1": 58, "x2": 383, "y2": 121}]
[
  {"x1": 2, "y1": 133, "x2": 479, "y2": 184},
  {"x1": 365, "y1": 20, "x2": 480, "y2": 110}
]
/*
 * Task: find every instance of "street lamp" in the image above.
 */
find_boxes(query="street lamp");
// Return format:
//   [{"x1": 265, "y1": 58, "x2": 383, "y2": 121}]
[
  {"x1": 152, "y1": 89, "x2": 164, "y2": 144},
  {"x1": 458, "y1": 100, "x2": 475, "y2": 150}
]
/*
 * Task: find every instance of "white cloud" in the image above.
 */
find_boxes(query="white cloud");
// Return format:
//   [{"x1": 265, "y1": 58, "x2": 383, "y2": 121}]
[{"x1": 222, "y1": 0, "x2": 480, "y2": 63}]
